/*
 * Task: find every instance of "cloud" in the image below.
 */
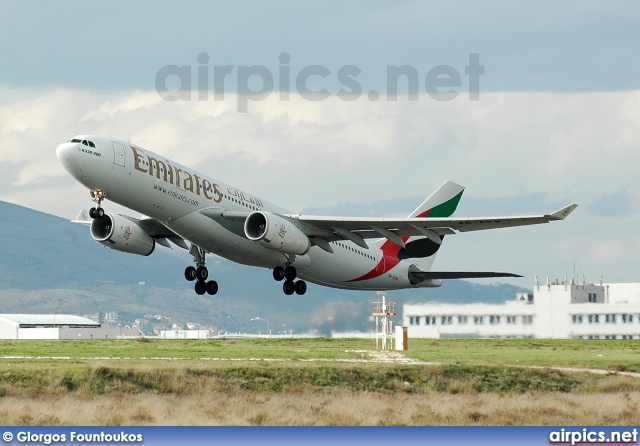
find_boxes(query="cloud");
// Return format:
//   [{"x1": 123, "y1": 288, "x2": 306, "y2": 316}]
[
  {"x1": 2, "y1": 88, "x2": 640, "y2": 211},
  {"x1": 1, "y1": 88, "x2": 640, "y2": 283}
]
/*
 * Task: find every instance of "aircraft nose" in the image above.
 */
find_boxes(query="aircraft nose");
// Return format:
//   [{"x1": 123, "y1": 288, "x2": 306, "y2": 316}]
[
  {"x1": 56, "y1": 142, "x2": 74, "y2": 160},
  {"x1": 56, "y1": 141, "x2": 81, "y2": 175}
]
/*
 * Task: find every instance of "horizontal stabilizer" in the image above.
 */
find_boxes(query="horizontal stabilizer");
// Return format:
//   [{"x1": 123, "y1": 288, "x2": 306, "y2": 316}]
[{"x1": 410, "y1": 271, "x2": 523, "y2": 280}]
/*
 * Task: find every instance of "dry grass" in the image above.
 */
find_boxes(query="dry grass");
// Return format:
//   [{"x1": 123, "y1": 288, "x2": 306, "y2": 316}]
[
  {"x1": 0, "y1": 389, "x2": 638, "y2": 425},
  {"x1": 1, "y1": 339, "x2": 639, "y2": 425}
]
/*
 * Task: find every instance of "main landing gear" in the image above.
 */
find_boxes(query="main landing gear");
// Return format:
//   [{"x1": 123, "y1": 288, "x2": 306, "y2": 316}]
[
  {"x1": 185, "y1": 245, "x2": 218, "y2": 296},
  {"x1": 88, "y1": 190, "x2": 106, "y2": 219},
  {"x1": 272, "y1": 265, "x2": 307, "y2": 296}
]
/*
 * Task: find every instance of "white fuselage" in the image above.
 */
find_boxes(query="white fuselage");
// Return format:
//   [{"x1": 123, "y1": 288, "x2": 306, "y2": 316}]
[{"x1": 56, "y1": 136, "x2": 431, "y2": 291}]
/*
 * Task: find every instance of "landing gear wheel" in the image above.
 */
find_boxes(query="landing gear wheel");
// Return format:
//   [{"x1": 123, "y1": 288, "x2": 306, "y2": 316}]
[
  {"x1": 89, "y1": 190, "x2": 106, "y2": 219},
  {"x1": 283, "y1": 280, "x2": 295, "y2": 295},
  {"x1": 294, "y1": 280, "x2": 307, "y2": 295},
  {"x1": 206, "y1": 280, "x2": 218, "y2": 295},
  {"x1": 273, "y1": 266, "x2": 285, "y2": 281},
  {"x1": 189, "y1": 246, "x2": 216, "y2": 295},
  {"x1": 196, "y1": 266, "x2": 209, "y2": 282},
  {"x1": 195, "y1": 281, "x2": 207, "y2": 295},
  {"x1": 284, "y1": 266, "x2": 297, "y2": 281},
  {"x1": 184, "y1": 266, "x2": 197, "y2": 281}
]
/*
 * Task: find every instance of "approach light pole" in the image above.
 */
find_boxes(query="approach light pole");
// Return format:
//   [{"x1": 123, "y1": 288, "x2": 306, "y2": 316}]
[{"x1": 251, "y1": 317, "x2": 270, "y2": 336}]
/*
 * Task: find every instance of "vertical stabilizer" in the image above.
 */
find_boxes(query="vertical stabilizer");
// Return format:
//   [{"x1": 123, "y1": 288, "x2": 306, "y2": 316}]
[
  {"x1": 408, "y1": 180, "x2": 465, "y2": 218},
  {"x1": 348, "y1": 181, "x2": 465, "y2": 283},
  {"x1": 369, "y1": 181, "x2": 465, "y2": 274}
]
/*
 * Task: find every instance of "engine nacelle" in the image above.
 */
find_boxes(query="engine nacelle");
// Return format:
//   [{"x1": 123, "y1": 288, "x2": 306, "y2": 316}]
[
  {"x1": 90, "y1": 213, "x2": 155, "y2": 256},
  {"x1": 244, "y1": 211, "x2": 310, "y2": 256}
]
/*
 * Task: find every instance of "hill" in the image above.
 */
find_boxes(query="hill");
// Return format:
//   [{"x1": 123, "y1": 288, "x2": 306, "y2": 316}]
[{"x1": 0, "y1": 201, "x2": 529, "y2": 333}]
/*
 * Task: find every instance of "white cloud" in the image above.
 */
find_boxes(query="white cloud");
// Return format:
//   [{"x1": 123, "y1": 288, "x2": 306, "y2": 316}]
[
  {"x1": 1, "y1": 88, "x2": 640, "y2": 282},
  {"x1": 1, "y1": 88, "x2": 639, "y2": 207}
]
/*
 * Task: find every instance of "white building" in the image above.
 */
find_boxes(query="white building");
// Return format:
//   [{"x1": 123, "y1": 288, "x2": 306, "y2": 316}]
[
  {"x1": 0, "y1": 314, "x2": 143, "y2": 340},
  {"x1": 404, "y1": 279, "x2": 640, "y2": 339},
  {"x1": 160, "y1": 329, "x2": 213, "y2": 339},
  {"x1": 0, "y1": 314, "x2": 100, "y2": 340},
  {"x1": 103, "y1": 312, "x2": 119, "y2": 323}
]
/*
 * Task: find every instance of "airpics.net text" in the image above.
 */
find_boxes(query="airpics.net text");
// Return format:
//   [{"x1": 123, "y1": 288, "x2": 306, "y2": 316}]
[{"x1": 155, "y1": 52, "x2": 484, "y2": 112}]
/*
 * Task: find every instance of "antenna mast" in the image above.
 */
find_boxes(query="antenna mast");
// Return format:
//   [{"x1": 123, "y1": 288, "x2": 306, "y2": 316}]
[{"x1": 373, "y1": 291, "x2": 396, "y2": 350}]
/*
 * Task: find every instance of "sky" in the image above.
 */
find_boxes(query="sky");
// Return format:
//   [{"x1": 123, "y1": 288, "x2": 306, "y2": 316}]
[{"x1": 1, "y1": 1, "x2": 640, "y2": 287}]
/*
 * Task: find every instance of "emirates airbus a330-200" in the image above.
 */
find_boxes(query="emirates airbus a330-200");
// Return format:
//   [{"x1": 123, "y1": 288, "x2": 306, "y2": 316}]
[{"x1": 56, "y1": 136, "x2": 577, "y2": 296}]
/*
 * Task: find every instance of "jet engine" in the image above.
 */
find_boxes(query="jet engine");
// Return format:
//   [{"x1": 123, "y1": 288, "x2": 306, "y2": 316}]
[
  {"x1": 244, "y1": 211, "x2": 310, "y2": 255},
  {"x1": 90, "y1": 213, "x2": 155, "y2": 256}
]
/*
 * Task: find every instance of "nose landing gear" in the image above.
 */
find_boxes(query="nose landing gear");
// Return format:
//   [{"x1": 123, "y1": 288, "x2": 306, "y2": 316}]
[
  {"x1": 88, "y1": 190, "x2": 106, "y2": 219},
  {"x1": 273, "y1": 265, "x2": 307, "y2": 296},
  {"x1": 186, "y1": 245, "x2": 218, "y2": 296}
]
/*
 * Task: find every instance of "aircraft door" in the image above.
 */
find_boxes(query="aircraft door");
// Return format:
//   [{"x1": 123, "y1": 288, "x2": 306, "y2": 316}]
[{"x1": 112, "y1": 142, "x2": 126, "y2": 167}]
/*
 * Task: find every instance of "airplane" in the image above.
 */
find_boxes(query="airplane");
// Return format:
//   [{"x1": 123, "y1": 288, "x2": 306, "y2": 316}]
[{"x1": 56, "y1": 136, "x2": 577, "y2": 296}]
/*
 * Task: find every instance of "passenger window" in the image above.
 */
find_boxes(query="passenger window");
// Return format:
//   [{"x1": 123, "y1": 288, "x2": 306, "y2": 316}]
[{"x1": 88, "y1": 141, "x2": 95, "y2": 148}]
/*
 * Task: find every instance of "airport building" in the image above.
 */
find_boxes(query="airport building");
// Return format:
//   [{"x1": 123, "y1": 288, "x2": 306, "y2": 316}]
[
  {"x1": 160, "y1": 329, "x2": 214, "y2": 339},
  {"x1": 403, "y1": 279, "x2": 640, "y2": 339},
  {"x1": 0, "y1": 314, "x2": 140, "y2": 340}
]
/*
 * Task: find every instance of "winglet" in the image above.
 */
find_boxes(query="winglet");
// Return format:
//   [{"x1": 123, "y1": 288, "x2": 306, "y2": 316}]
[
  {"x1": 71, "y1": 209, "x2": 92, "y2": 225},
  {"x1": 549, "y1": 203, "x2": 578, "y2": 221}
]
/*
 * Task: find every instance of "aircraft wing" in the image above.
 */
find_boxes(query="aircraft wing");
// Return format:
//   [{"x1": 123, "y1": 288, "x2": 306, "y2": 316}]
[
  {"x1": 295, "y1": 203, "x2": 577, "y2": 234},
  {"x1": 287, "y1": 203, "x2": 577, "y2": 249},
  {"x1": 200, "y1": 203, "x2": 577, "y2": 250},
  {"x1": 296, "y1": 203, "x2": 578, "y2": 238}
]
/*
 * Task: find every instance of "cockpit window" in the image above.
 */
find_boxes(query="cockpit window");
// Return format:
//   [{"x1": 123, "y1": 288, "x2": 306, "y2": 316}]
[
  {"x1": 88, "y1": 141, "x2": 95, "y2": 148},
  {"x1": 82, "y1": 140, "x2": 88, "y2": 146},
  {"x1": 70, "y1": 139, "x2": 81, "y2": 143}
]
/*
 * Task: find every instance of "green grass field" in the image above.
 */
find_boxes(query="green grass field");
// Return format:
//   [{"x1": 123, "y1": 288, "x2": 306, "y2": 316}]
[
  {"x1": 1, "y1": 338, "x2": 638, "y2": 371},
  {"x1": 405, "y1": 338, "x2": 640, "y2": 372},
  {"x1": 0, "y1": 337, "x2": 639, "y2": 426},
  {"x1": 0, "y1": 338, "x2": 638, "y2": 395}
]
